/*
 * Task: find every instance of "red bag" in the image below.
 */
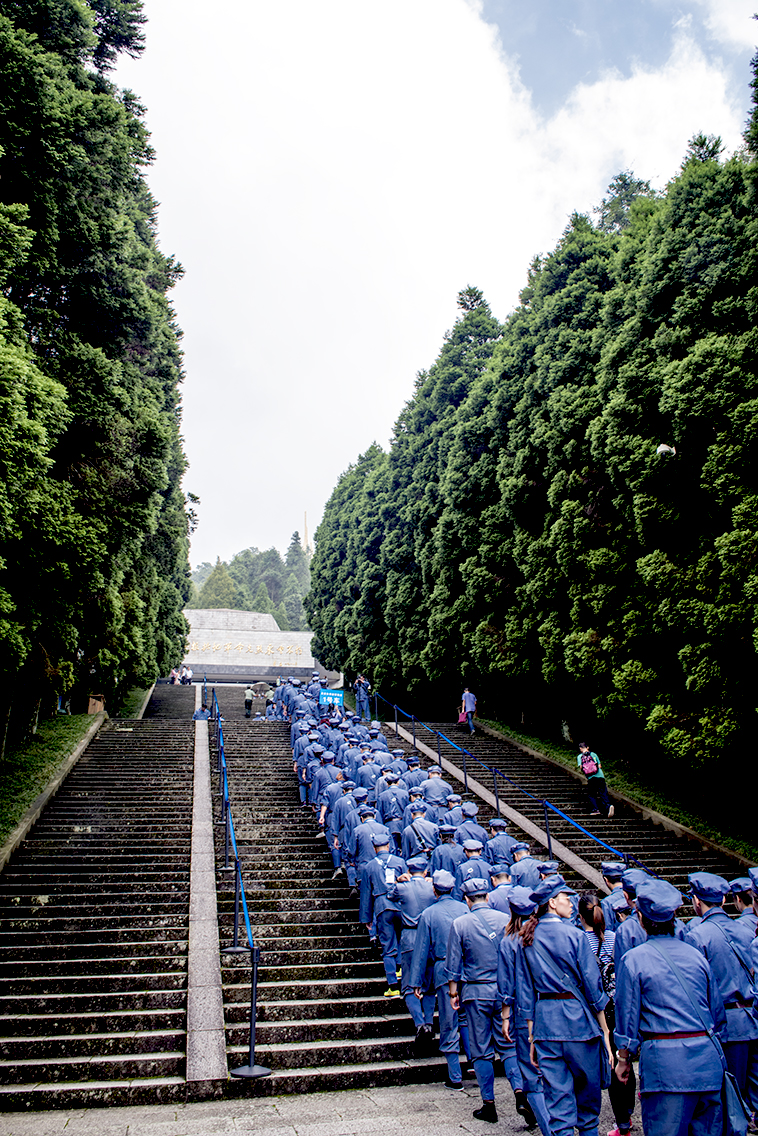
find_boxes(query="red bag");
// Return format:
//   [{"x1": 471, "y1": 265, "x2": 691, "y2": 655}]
[{"x1": 458, "y1": 711, "x2": 467, "y2": 724}]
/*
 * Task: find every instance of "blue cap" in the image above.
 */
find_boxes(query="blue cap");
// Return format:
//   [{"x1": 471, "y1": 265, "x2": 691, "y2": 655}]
[
  {"x1": 312, "y1": 744, "x2": 324, "y2": 754},
  {"x1": 621, "y1": 868, "x2": 650, "y2": 898},
  {"x1": 358, "y1": 805, "x2": 375, "y2": 816},
  {"x1": 407, "y1": 856, "x2": 428, "y2": 872},
  {"x1": 392, "y1": 749, "x2": 405, "y2": 757},
  {"x1": 750, "y1": 868, "x2": 758, "y2": 895},
  {"x1": 370, "y1": 828, "x2": 392, "y2": 846},
  {"x1": 729, "y1": 877, "x2": 753, "y2": 894},
  {"x1": 490, "y1": 862, "x2": 512, "y2": 875},
  {"x1": 462, "y1": 802, "x2": 479, "y2": 817},
  {"x1": 428, "y1": 765, "x2": 442, "y2": 775},
  {"x1": 433, "y1": 869, "x2": 456, "y2": 892},
  {"x1": 512, "y1": 841, "x2": 530, "y2": 853},
  {"x1": 410, "y1": 800, "x2": 426, "y2": 813},
  {"x1": 509, "y1": 885, "x2": 537, "y2": 917},
  {"x1": 342, "y1": 780, "x2": 356, "y2": 789},
  {"x1": 688, "y1": 872, "x2": 730, "y2": 904},
  {"x1": 461, "y1": 877, "x2": 490, "y2": 897},
  {"x1": 601, "y1": 861, "x2": 626, "y2": 880},
  {"x1": 352, "y1": 787, "x2": 368, "y2": 800},
  {"x1": 636, "y1": 878, "x2": 682, "y2": 922},
  {"x1": 439, "y1": 824, "x2": 457, "y2": 835},
  {"x1": 446, "y1": 793, "x2": 462, "y2": 803},
  {"x1": 323, "y1": 753, "x2": 334, "y2": 763},
  {"x1": 463, "y1": 839, "x2": 483, "y2": 851},
  {"x1": 384, "y1": 772, "x2": 399, "y2": 783},
  {"x1": 538, "y1": 861, "x2": 560, "y2": 876},
  {"x1": 530, "y1": 874, "x2": 575, "y2": 905},
  {"x1": 489, "y1": 817, "x2": 507, "y2": 829}
]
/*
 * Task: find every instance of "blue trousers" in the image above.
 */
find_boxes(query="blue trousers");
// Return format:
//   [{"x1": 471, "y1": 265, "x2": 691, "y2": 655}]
[
  {"x1": 463, "y1": 997, "x2": 523, "y2": 1094},
  {"x1": 640, "y1": 1090, "x2": 722, "y2": 1136},
  {"x1": 535, "y1": 1037, "x2": 605, "y2": 1136},
  {"x1": 376, "y1": 910, "x2": 401, "y2": 986},
  {"x1": 356, "y1": 696, "x2": 369, "y2": 720}
]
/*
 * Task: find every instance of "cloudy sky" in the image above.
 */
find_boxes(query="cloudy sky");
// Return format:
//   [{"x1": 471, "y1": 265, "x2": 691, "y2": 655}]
[{"x1": 114, "y1": 0, "x2": 757, "y2": 569}]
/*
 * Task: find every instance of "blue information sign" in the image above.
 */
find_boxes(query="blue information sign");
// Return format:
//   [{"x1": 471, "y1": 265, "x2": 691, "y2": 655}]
[{"x1": 319, "y1": 689, "x2": 345, "y2": 707}]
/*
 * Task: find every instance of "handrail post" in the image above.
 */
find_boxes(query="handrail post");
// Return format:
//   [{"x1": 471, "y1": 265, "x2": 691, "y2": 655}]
[
  {"x1": 412, "y1": 715, "x2": 416, "y2": 752},
  {"x1": 493, "y1": 768, "x2": 500, "y2": 817},
  {"x1": 436, "y1": 733, "x2": 441, "y2": 764},
  {"x1": 462, "y1": 748, "x2": 468, "y2": 792},
  {"x1": 394, "y1": 704, "x2": 398, "y2": 737},
  {"x1": 231, "y1": 943, "x2": 271, "y2": 1079},
  {"x1": 222, "y1": 859, "x2": 248, "y2": 955},
  {"x1": 542, "y1": 799, "x2": 553, "y2": 859},
  {"x1": 373, "y1": 693, "x2": 378, "y2": 721}
]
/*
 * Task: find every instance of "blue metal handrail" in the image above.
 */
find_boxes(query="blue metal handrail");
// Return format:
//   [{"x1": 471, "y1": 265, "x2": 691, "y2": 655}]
[
  {"x1": 209, "y1": 689, "x2": 270, "y2": 1078},
  {"x1": 373, "y1": 691, "x2": 655, "y2": 877}
]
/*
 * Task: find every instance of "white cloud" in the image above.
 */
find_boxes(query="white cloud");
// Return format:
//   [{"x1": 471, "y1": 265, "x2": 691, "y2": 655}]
[
  {"x1": 693, "y1": 0, "x2": 757, "y2": 50},
  {"x1": 114, "y1": 1, "x2": 752, "y2": 566}
]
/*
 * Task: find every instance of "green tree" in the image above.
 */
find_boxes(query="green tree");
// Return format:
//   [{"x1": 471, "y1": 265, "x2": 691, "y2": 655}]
[
  {"x1": 252, "y1": 581, "x2": 274, "y2": 615},
  {"x1": 197, "y1": 559, "x2": 238, "y2": 609}
]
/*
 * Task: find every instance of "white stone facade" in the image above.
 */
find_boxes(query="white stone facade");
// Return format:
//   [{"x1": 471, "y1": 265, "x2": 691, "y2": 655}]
[{"x1": 182, "y1": 608, "x2": 316, "y2": 674}]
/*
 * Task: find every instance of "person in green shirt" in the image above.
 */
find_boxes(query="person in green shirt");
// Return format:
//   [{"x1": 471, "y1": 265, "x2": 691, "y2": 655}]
[{"x1": 577, "y1": 742, "x2": 614, "y2": 818}]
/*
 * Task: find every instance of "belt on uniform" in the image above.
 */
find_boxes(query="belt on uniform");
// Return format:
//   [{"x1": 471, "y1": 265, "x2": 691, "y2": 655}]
[
  {"x1": 725, "y1": 998, "x2": 754, "y2": 1009},
  {"x1": 641, "y1": 1030, "x2": 708, "y2": 1040},
  {"x1": 537, "y1": 992, "x2": 576, "y2": 1000}
]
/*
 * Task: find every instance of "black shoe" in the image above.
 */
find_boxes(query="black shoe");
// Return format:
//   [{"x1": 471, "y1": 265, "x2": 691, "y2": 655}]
[
  {"x1": 515, "y1": 1090, "x2": 538, "y2": 1129},
  {"x1": 444, "y1": 1078, "x2": 464, "y2": 1091},
  {"x1": 472, "y1": 1102, "x2": 498, "y2": 1123},
  {"x1": 461, "y1": 1063, "x2": 476, "y2": 1078},
  {"x1": 414, "y1": 1022, "x2": 434, "y2": 1056}
]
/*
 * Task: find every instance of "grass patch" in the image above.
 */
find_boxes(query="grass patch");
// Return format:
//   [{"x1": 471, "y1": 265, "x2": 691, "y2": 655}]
[
  {"x1": 0, "y1": 715, "x2": 94, "y2": 846},
  {"x1": 480, "y1": 717, "x2": 758, "y2": 864},
  {"x1": 115, "y1": 686, "x2": 152, "y2": 718}
]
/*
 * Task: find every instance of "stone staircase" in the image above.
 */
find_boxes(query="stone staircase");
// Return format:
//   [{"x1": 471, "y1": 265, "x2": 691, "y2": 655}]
[
  {"x1": 420, "y1": 724, "x2": 751, "y2": 890},
  {"x1": 0, "y1": 701, "x2": 194, "y2": 1110},
  {"x1": 210, "y1": 688, "x2": 448, "y2": 1094}
]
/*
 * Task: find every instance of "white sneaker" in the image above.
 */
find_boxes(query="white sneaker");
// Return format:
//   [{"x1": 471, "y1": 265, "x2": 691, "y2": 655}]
[{"x1": 608, "y1": 805, "x2": 615, "y2": 818}]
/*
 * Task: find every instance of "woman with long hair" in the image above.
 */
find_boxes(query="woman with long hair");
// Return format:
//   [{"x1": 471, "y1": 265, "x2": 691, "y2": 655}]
[
  {"x1": 578, "y1": 891, "x2": 615, "y2": 966},
  {"x1": 516, "y1": 875, "x2": 613, "y2": 1136},
  {"x1": 499, "y1": 887, "x2": 551, "y2": 1135}
]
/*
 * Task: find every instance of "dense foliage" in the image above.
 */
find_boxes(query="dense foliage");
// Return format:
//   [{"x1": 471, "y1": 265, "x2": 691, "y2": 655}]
[
  {"x1": 190, "y1": 533, "x2": 311, "y2": 631},
  {"x1": 307, "y1": 55, "x2": 758, "y2": 823},
  {"x1": 0, "y1": 0, "x2": 192, "y2": 746}
]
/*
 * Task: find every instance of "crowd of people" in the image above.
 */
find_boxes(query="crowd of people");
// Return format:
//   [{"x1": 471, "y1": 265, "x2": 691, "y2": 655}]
[{"x1": 271, "y1": 675, "x2": 758, "y2": 1135}]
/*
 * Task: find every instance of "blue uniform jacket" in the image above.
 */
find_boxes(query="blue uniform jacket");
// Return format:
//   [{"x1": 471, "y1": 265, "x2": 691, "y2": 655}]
[
  {"x1": 484, "y1": 833, "x2": 518, "y2": 866},
  {"x1": 378, "y1": 787, "x2": 409, "y2": 832},
  {"x1": 454, "y1": 820, "x2": 489, "y2": 847},
  {"x1": 389, "y1": 877, "x2": 436, "y2": 951},
  {"x1": 614, "y1": 913, "x2": 647, "y2": 970},
  {"x1": 510, "y1": 856, "x2": 541, "y2": 891},
  {"x1": 447, "y1": 901, "x2": 510, "y2": 1000},
  {"x1": 601, "y1": 885, "x2": 624, "y2": 934},
  {"x1": 453, "y1": 857, "x2": 494, "y2": 901},
  {"x1": 685, "y1": 906, "x2": 758, "y2": 1042},
  {"x1": 488, "y1": 882, "x2": 513, "y2": 914},
  {"x1": 331, "y1": 794, "x2": 356, "y2": 844},
  {"x1": 516, "y1": 914, "x2": 606, "y2": 1041},
  {"x1": 359, "y1": 852, "x2": 408, "y2": 924},
  {"x1": 430, "y1": 841, "x2": 466, "y2": 875},
  {"x1": 422, "y1": 777, "x2": 454, "y2": 807},
  {"x1": 614, "y1": 935, "x2": 726, "y2": 1092},
  {"x1": 410, "y1": 894, "x2": 469, "y2": 990},
  {"x1": 438, "y1": 805, "x2": 464, "y2": 828},
  {"x1": 401, "y1": 817, "x2": 439, "y2": 860},
  {"x1": 348, "y1": 821, "x2": 388, "y2": 872}
]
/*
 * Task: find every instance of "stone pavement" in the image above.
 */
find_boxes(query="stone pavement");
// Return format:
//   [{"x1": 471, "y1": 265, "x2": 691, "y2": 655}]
[{"x1": 0, "y1": 1081, "x2": 619, "y2": 1136}]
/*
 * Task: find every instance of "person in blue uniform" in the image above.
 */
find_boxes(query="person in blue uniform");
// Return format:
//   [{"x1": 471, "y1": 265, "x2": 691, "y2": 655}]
[
  {"x1": 439, "y1": 793, "x2": 464, "y2": 829},
  {"x1": 348, "y1": 805, "x2": 388, "y2": 885},
  {"x1": 600, "y1": 861, "x2": 627, "y2": 933},
  {"x1": 498, "y1": 886, "x2": 550, "y2": 1135},
  {"x1": 422, "y1": 765, "x2": 454, "y2": 810},
  {"x1": 615, "y1": 877, "x2": 726, "y2": 1136},
  {"x1": 389, "y1": 856, "x2": 436, "y2": 1051},
  {"x1": 388, "y1": 748, "x2": 408, "y2": 775},
  {"x1": 454, "y1": 802, "x2": 489, "y2": 847},
  {"x1": 453, "y1": 840, "x2": 494, "y2": 901},
  {"x1": 484, "y1": 817, "x2": 518, "y2": 866},
  {"x1": 377, "y1": 773, "x2": 409, "y2": 852},
  {"x1": 401, "y1": 755, "x2": 427, "y2": 790},
  {"x1": 328, "y1": 780, "x2": 356, "y2": 879},
  {"x1": 685, "y1": 872, "x2": 758, "y2": 1109},
  {"x1": 410, "y1": 869, "x2": 471, "y2": 1089},
  {"x1": 354, "y1": 674, "x2": 371, "y2": 720},
  {"x1": 447, "y1": 877, "x2": 525, "y2": 1123},
  {"x1": 340, "y1": 786, "x2": 368, "y2": 893},
  {"x1": 516, "y1": 874, "x2": 612, "y2": 1136},
  {"x1": 487, "y1": 864, "x2": 513, "y2": 914},
  {"x1": 401, "y1": 801, "x2": 439, "y2": 860},
  {"x1": 613, "y1": 868, "x2": 651, "y2": 968},
  {"x1": 509, "y1": 843, "x2": 541, "y2": 890},
  {"x1": 359, "y1": 829, "x2": 408, "y2": 996},
  {"x1": 730, "y1": 877, "x2": 758, "y2": 941},
  {"x1": 430, "y1": 824, "x2": 466, "y2": 875}
]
